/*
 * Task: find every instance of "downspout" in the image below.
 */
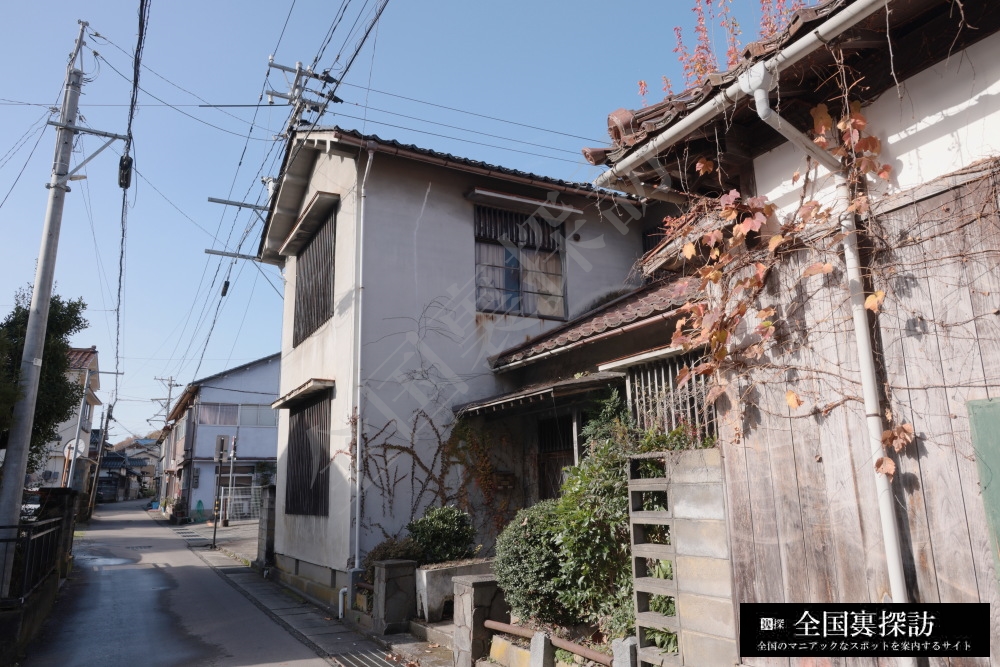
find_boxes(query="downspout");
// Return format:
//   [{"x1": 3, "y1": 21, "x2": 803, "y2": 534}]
[
  {"x1": 738, "y1": 63, "x2": 911, "y2": 609},
  {"x1": 352, "y1": 143, "x2": 376, "y2": 576},
  {"x1": 594, "y1": 0, "x2": 888, "y2": 189}
]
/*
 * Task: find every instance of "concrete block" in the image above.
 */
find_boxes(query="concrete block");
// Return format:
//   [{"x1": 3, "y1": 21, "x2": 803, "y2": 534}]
[
  {"x1": 669, "y1": 483, "x2": 725, "y2": 520},
  {"x1": 612, "y1": 636, "x2": 637, "y2": 667},
  {"x1": 672, "y1": 519, "x2": 728, "y2": 558},
  {"x1": 674, "y1": 556, "x2": 732, "y2": 598},
  {"x1": 416, "y1": 559, "x2": 493, "y2": 622},
  {"x1": 676, "y1": 593, "x2": 735, "y2": 638},
  {"x1": 298, "y1": 559, "x2": 333, "y2": 586},
  {"x1": 373, "y1": 559, "x2": 417, "y2": 634},
  {"x1": 678, "y1": 630, "x2": 738, "y2": 666},
  {"x1": 664, "y1": 449, "x2": 722, "y2": 484},
  {"x1": 529, "y1": 632, "x2": 554, "y2": 667},
  {"x1": 275, "y1": 553, "x2": 297, "y2": 575}
]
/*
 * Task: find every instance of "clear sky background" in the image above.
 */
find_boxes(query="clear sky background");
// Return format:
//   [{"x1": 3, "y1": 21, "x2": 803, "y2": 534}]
[{"x1": 0, "y1": 0, "x2": 773, "y2": 442}]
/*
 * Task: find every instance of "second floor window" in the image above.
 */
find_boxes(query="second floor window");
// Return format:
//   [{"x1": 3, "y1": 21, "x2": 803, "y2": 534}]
[
  {"x1": 474, "y1": 205, "x2": 564, "y2": 319},
  {"x1": 294, "y1": 212, "x2": 336, "y2": 346}
]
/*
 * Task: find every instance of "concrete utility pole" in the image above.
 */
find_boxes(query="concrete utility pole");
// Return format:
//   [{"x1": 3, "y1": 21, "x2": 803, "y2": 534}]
[
  {"x1": 0, "y1": 22, "x2": 127, "y2": 597},
  {"x1": 153, "y1": 376, "x2": 181, "y2": 505},
  {"x1": 0, "y1": 23, "x2": 87, "y2": 597}
]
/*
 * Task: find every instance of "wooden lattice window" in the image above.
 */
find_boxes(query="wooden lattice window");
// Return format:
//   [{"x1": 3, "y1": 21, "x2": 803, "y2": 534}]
[
  {"x1": 293, "y1": 213, "x2": 336, "y2": 346},
  {"x1": 627, "y1": 351, "x2": 716, "y2": 439},
  {"x1": 284, "y1": 391, "x2": 331, "y2": 516}
]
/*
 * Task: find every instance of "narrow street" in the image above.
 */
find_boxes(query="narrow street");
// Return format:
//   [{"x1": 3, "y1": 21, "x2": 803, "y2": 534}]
[{"x1": 21, "y1": 499, "x2": 338, "y2": 667}]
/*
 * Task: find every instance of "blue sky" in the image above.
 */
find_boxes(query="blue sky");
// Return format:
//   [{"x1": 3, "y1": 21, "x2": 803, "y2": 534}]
[{"x1": 0, "y1": 1, "x2": 771, "y2": 440}]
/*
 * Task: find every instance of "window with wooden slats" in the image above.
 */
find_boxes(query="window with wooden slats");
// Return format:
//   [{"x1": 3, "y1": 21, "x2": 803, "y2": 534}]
[
  {"x1": 627, "y1": 351, "x2": 716, "y2": 440},
  {"x1": 284, "y1": 391, "x2": 331, "y2": 516},
  {"x1": 474, "y1": 205, "x2": 565, "y2": 319},
  {"x1": 293, "y1": 212, "x2": 336, "y2": 347}
]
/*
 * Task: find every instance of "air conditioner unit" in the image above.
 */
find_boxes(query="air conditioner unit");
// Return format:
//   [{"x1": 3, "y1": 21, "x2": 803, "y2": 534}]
[{"x1": 42, "y1": 470, "x2": 53, "y2": 481}]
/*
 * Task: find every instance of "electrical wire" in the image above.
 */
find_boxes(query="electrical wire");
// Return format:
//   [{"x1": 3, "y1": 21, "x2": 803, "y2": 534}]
[
  {"x1": 112, "y1": 0, "x2": 152, "y2": 403},
  {"x1": 336, "y1": 81, "x2": 605, "y2": 143},
  {"x1": 327, "y1": 110, "x2": 589, "y2": 164},
  {"x1": 0, "y1": 112, "x2": 51, "y2": 212},
  {"x1": 92, "y1": 50, "x2": 279, "y2": 141}
]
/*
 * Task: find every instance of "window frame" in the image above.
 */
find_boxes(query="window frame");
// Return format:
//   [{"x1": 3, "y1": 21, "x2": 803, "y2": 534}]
[{"x1": 473, "y1": 204, "x2": 566, "y2": 320}]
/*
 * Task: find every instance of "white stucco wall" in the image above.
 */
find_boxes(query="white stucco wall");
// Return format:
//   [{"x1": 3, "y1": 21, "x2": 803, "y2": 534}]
[
  {"x1": 755, "y1": 32, "x2": 1000, "y2": 216},
  {"x1": 357, "y1": 155, "x2": 646, "y2": 546},
  {"x1": 274, "y1": 151, "x2": 360, "y2": 572}
]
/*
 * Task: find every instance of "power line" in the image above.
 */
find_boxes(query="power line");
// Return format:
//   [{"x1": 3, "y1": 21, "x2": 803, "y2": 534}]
[
  {"x1": 91, "y1": 50, "x2": 279, "y2": 141},
  {"x1": 328, "y1": 110, "x2": 588, "y2": 164},
  {"x1": 0, "y1": 112, "x2": 51, "y2": 212},
  {"x1": 337, "y1": 81, "x2": 605, "y2": 143}
]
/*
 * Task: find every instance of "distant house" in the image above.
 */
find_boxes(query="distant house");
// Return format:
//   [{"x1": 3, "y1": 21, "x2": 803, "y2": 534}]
[
  {"x1": 30, "y1": 346, "x2": 101, "y2": 491},
  {"x1": 96, "y1": 450, "x2": 144, "y2": 502},
  {"x1": 257, "y1": 127, "x2": 664, "y2": 605},
  {"x1": 160, "y1": 354, "x2": 280, "y2": 522},
  {"x1": 570, "y1": 0, "x2": 1000, "y2": 661}
]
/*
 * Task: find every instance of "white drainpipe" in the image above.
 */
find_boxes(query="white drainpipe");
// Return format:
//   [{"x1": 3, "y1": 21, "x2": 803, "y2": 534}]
[
  {"x1": 353, "y1": 144, "x2": 376, "y2": 575},
  {"x1": 737, "y1": 62, "x2": 911, "y2": 618},
  {"x1": 594, "y1": 0, "x2": 889, "y2": 189}
]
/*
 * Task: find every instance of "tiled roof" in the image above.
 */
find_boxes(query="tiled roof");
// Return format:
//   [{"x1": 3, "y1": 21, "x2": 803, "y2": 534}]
[
  {"x1": 582, "y1": 0, "x2": 848, "y2": 168},
  {"x1": 67, "y1": 346, "x2": 97, "y2": 370},
  {"x1": 492, "y1": 277, "x2": 698, "y2": 369},
  {"x1": 316, "y1": 126, "x2": 630, "y2": 199}
]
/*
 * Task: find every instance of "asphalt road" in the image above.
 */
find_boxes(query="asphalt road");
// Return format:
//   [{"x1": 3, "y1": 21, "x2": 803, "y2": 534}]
[{"x1": 22, "y1": 499, "x2": 331, "y2": 667}]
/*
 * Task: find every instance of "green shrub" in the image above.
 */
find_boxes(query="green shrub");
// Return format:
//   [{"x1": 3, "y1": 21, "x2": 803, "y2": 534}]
[
  {"x1": 406, "y1": 505, "x2": 476, "y2": 564},
  {"x1": 553, "y1": 391, "x2": 705, "y2": 640},
  {"x1": 362, "y1": 536, "x2": 424, "y2": 584},
  {"x1": 493, "y1": 500, "x2": 574, "y2": 625}
]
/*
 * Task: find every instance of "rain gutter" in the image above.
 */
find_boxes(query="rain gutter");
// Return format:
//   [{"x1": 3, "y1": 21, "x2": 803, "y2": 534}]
[{"x1": 593, "y1": 0, "x2": 889, "y2": 189}]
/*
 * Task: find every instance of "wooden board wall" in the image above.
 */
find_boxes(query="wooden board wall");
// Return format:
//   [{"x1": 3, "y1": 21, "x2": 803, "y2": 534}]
[{"x1": 718, "y1": 172, "x2": 1000, "y2": 666}]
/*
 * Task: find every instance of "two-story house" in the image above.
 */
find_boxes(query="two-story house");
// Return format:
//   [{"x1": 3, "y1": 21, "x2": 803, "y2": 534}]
[
  {"x1": 160, "y1": 353, "x2": 280, "y2": 522},
  {"x1": 31, "y1": 345, "x2": 101, "y2": 491},
  {"x1": 258, "y1": 127, "x2": 668, "y2": 606}
]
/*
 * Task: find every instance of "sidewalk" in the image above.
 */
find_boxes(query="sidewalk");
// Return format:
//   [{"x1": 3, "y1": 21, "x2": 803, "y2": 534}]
[{"x1": 147, "y1": 510, "x2": 452, "y2": 667}]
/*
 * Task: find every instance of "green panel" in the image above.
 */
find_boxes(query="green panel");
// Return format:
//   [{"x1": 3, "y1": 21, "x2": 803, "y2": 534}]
[{"x1": 968, "y1": 399, "x2": 1000, "y2": 579}]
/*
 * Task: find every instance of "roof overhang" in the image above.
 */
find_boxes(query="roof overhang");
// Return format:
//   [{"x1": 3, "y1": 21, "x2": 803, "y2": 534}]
[
  {"x1": 272, "y1": 378, "x2": 336, "y2": 410},
  {"x1": 454, "y1": 372, "x2": 624, "y2": 418},
  {"x1": 278, "y1": 191, "x2": 340, "y2": 257},
  {"x1": 597, "y1": 346, "x2": 684, "y2": 371},
  {"x1": 466, "y1": 188, "x2": 583, "y2": 216}
]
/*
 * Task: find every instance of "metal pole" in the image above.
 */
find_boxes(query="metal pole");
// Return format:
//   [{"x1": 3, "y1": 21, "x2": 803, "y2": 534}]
[
  {"x1": 211, "y1": 436, "x2": 225, "y2": 549},
  {"x1": 0, "y1": 22, "x2": 87, "y2": 597},
  {"x1": 65, "y1": 368, "x2": 93, "y2": 489},
  {"x1": 224, "y1": 435, "x2": 237, "y2": 526}
]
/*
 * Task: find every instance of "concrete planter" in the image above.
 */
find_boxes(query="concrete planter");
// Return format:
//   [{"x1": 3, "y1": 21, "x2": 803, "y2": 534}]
[
  {"x1": 489, "y1": 635, "x2": 531, "y2": 667},
  {"x1": 416, "y1": 558, "x2": 493, "y2": 622}
]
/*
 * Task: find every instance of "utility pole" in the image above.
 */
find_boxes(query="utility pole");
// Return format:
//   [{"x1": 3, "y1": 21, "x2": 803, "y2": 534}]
[
  {"x1": 0, "y1": 22, "x2": 127, "y2": 597},
  {"x1": 152, "y1": 376, "x2": 181, "y2": 506},
  {"x1": 266, "y1": 57, "x2": 342, "y2": 138},
  {"x1": 85, "y1": 405, "x2": 113, "y2": 519}
]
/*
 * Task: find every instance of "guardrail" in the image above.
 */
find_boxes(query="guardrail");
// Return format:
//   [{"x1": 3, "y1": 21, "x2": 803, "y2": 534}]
[
  {"x1": 484, "y1": 619, "x2": 613, "y2": 667},
  {"x1": 0, "y1": 517, "x2": 68, "y2": 599}
]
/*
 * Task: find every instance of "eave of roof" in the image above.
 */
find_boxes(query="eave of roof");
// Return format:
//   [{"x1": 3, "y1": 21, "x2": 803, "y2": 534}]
[
  {"x1": 492, "y1": 276, "x2": 699, "y2": 371},
  {"x1": 454, "y1": 371, "x2": 625, "y2": 417},
  {"x1": 585, "y1": 0, "x2": 995, "y2": 191}
]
